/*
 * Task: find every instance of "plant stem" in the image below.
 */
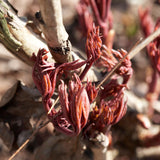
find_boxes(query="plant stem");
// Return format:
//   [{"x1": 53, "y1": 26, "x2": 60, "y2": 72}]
[
  {"x1": 38, "y1": 0, "x2": 73, "y2": 63},
  {"x1": 96, "y1": 27, "x2": 160, "y2": 89}
]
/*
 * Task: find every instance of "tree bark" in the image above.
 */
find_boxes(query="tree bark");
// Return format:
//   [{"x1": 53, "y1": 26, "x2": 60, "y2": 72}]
[
  {"x1": 0, "y1": 0, "x2": 51, "y2": 65},
  {"x1": 37, "y1": 0, "x2": 73, "y2": 63}
]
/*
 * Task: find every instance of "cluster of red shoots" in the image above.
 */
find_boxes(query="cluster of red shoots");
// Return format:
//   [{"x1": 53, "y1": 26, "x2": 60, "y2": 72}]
[
  {"x1": 137, "y1": 8, "x2": 160, "y2": 147},
  {"x1": 139, "y1": 8, "x2": 160, "y2": 116},
  {"x1": 32, "y1": 0, "x2": 133, "y2": 137},
  {"x1": 77, "y1": 0, "x2": 114, "y2": 49}
]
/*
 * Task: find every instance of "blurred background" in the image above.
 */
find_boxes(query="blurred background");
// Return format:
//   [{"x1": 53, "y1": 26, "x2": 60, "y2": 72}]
[{"x1": 0, "y1": 0, "x2": 160, "y2": 159}]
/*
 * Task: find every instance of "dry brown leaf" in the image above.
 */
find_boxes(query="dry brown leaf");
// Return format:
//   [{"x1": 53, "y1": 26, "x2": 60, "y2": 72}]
[
  {"x1": 0, "y1": 81, "x2": 46, "y2": 150},
  {"x1": 3, "y1": 81, "x2": 43, "y2": 118},
  {"x1": 0, "y1": 81, "x2": 19, "y2": 108}
]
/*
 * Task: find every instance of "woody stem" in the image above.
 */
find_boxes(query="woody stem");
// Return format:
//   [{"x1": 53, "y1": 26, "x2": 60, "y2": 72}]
[{"x1": 38, "y1": 0, "x2": 73, "y2": 63}]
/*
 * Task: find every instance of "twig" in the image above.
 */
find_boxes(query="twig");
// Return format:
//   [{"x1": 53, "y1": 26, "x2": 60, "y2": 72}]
[
  {"x1": 129, "y1": 27, "x2": 160, "y2": 59},
  {"x1": 38, "y1": 0, "x2": 73, "y2": 63},
  {"x1": 96, "y1": 28, "x2": 160, "y2": 89},
  {"x1": 0, "y1": 0, "x2": 50, "y2": 65},
  {"x1": 8, "y1": 120, "x2": 50, "y2": 160},
  {"x1": 47, "y1": 97, "x2": 59, "y2": 115}
]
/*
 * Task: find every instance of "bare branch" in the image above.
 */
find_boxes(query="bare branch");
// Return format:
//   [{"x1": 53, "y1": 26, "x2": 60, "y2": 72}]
[
  {"x1": 96, "y1": 29, "x2": 160, "y2": 89},
  {"x1": 37, "y1": 0, "x2": 73, "y2": 63},
  {"x1": 0, "y1": 0, "x2": 52, "y2": 65},
  {"x1": 129, "y1": 27, "x2": 160, "y2": 59}
]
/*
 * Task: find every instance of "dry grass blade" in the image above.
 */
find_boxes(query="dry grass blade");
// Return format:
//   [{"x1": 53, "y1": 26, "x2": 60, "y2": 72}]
[
  {"x1": 96, "y1": 27, "x2": 160, "y2": 89},
  {"x1": 47, "y1": 97, "x2": 59, "y2": 115},
  {"x1": 129, "y1": 28, "x2": 160, "y2": 59}
]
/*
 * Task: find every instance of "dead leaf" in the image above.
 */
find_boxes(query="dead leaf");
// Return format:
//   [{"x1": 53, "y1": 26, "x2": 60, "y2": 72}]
[{"x1": 0, "y1": 81, "x2": 19, "y2": 108}]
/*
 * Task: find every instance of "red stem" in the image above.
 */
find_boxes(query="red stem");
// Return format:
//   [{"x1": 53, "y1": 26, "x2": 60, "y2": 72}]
[
  {"x1": 148, "y1": 70, "x2": 159, "y2": 94},
  {"x1": 80, "y1": 62, "x2": 93, "y2": 80},
  {"x1": 106, "y1": 0, "x2": 111, "y2": 20},
  {"x1": 90, "y1": 0, "x2": 106, "y2": 27}
]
